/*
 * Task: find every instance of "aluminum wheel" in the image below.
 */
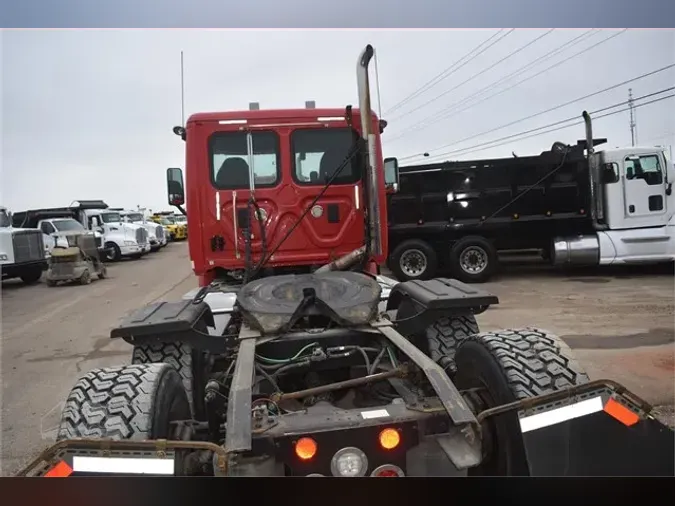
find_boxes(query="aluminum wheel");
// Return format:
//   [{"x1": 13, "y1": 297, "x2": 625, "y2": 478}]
[
  {"x1": 399, "y1": 249, "x2": 428, "y2": 278},
  {"x1": 459, "y1": 246, "x2": 488, "y2": 275}
]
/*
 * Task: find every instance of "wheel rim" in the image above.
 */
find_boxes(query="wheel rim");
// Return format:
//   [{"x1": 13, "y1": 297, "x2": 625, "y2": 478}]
[
  {"x1": 459, "y1": 246, "x2": 488, "y2": 275},
  {"x1": 105, "y1": 246, "x2": 116, "y2": 261},
  {"x1": 399, "y1": 249, "x2": 427, "y2": 278}
]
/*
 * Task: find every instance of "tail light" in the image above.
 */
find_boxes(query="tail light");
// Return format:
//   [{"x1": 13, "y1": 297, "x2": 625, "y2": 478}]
[
  {"x1": 294, "y1": 437, "x2": 318, "y2": 461},
  {"x1": 371, "y1": 464, "x2": 405, "y2": 477},
  {"x1": 378, "y1": 428, "x2": 401, "y2": 450}
]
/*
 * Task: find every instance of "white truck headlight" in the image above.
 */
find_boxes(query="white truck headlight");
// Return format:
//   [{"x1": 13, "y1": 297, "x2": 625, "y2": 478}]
[
  {"x1": 124, "y1": 240, "x2": 137, "y2": 246},
  {"x1": 0, "y1": 253, "x2": 8, "y2": 261}
]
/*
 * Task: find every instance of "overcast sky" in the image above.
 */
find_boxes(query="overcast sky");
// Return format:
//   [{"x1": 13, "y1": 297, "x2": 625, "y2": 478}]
[{"x1": 2, "y1": 28, "x2": 674, "y2": 212}]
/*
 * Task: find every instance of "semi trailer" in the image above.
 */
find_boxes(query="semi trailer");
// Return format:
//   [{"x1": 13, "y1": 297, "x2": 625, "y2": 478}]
[
  {"x1": 385, "y1": 128, "x2": 675, "y2": 282},
  {"x1": 18, "y1": 44, "x2": 673, "y2": 478}
]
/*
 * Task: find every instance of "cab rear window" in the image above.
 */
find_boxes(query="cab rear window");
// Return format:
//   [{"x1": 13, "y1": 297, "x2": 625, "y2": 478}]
[
  {"x1": 209, "y1": 131, "x2": 280, "y2": 189},
  {"x1": 291, "y1": 128, "x2": 361, "y2": 186}
]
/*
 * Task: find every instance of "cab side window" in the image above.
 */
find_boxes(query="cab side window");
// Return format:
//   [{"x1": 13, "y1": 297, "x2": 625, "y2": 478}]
[
  {"x1": 625, "y1": 155, "x2": 663, "y2": 186},
  {"x1": 40, "y1": 222, "x2": 55, "y2": 235}
]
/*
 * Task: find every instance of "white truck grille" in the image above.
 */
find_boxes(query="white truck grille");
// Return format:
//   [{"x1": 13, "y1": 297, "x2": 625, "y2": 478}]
[
  {"x1": 136, "y1": 228, "x2": 148, "y2": 245},
  {"x1": 12, "y1": 230, "x2": 45, "y2": 263}
]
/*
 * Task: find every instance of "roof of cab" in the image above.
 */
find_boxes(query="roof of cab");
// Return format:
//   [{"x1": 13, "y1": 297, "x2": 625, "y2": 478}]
[{"x1": 187, "y1": 107, "x2": 378, "y2": 124}]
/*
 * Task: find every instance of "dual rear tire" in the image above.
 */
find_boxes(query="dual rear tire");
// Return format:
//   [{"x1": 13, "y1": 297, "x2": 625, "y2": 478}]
[{"x1": 389, "y1": 236, "x2": 497, "y2": 283}]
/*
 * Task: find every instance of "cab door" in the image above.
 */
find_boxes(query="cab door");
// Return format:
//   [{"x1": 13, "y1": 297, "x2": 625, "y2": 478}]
[{"x1": 622, "y1": 152, "x2": 669, "y2": 228}]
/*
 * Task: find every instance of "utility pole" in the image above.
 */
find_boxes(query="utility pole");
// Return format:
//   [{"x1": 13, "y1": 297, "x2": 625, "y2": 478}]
[{"x1": 628, "y1": 88, "x2": 638, "y2": 146}]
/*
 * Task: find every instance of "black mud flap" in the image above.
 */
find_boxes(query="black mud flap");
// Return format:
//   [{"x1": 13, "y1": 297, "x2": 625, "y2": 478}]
[{"x1": 518, "y1": 388, "x2": 675, "y2": 476}]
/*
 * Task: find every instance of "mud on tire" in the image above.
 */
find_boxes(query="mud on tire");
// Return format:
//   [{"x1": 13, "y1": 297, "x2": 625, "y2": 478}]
[
  {"x1": 57, "y1": 363, "x2": 190, "y2": 441},
  {"x1": 132, "y1": 342, "x2": 196, "y2": 416}
]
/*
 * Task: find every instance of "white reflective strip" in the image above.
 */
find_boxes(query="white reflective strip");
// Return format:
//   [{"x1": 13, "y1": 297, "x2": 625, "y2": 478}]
[
  {"x1": 215, "y1": 192, "x2": 221, "y2": 220},
  {"x1": 361, "y1": 409, "x2": 389, "y2": 419},
  {"x1": 72, "y1": 456, "x2": 174, "y2": 475},
  {"x1": 519, "y1": 396, "x2": 604, "y2": 433},
  {"x1": 354, "y1": 185, "x2": 360, "y2": 210}
]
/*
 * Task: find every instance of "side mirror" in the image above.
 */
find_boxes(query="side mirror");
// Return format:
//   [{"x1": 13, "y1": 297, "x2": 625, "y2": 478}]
[
  {"x1": 601, "y1": 163, "x2": 619, "y2": 184},
  {"x1": 384, "y1": 157, "x2": 399, "y2": 192},
  {"x1": 167, "y1": 168, "x2": 185, "y2": 206},
  {"x1": 91, "y1": 217, "x2": 99, "y2": 227}
]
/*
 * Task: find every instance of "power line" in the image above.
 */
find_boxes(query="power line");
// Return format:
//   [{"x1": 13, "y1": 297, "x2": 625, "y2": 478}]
[
  {"x1": 389, "y1": 29, "x2": 554, "y2": 122},
  {"x1": 383, "y1": 29, "x2": 507, "y2": 116},
  {"x1": 416, "y1": 88, "x2": 675, "y2": 163},
  {"x1": 397, "y1": 62, "x2": 675, "y2": 161},
  {"x1": 388, "y1": 29, "x2": 626, "y2": 143},
  {"x1": 385, "y1": 29, "x2": 599, "y2": 142}
]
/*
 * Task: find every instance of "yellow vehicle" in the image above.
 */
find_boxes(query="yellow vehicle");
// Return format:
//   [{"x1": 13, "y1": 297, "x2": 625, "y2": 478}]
[{"x1": 150, "y1": 212, "x2": 187, "y2": 241}]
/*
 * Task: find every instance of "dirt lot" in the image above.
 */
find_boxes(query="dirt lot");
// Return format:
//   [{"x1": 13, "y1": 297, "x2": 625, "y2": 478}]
[{"x1": 1, "y1": 244, "x2": 673, "y2": 475}]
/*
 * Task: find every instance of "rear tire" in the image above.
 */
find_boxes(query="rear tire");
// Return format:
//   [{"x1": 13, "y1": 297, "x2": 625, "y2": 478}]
[
  {"x1": 132, "y1": 342, "x2": 199, "y2": 418},
  {"x1": 426, "y1": 314, "x2": 480, "y2": 371},
  {"x1": 389, "y1": 239, "x2": 438, "y2": 281},
  {"x1": 57, "y1": 363, "x2": 191, "y2": 441},
  {"x1": 396, "y1": 300, "x2": 479, "y2": 370},
  {"x1": 449, "y1": 236, "x2": 497, "y2": 283},
  {"x1": 454, "y1": 328, "x2": 589, "y2": 475}
]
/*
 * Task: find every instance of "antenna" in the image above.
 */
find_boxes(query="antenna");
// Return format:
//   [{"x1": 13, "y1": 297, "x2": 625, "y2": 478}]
[
  {"x1": 180, "y1": 50, "x2": 185, "y2": 126},
  {"x1": 628, "y1": 88, "x2": 637, "y2": 146}
]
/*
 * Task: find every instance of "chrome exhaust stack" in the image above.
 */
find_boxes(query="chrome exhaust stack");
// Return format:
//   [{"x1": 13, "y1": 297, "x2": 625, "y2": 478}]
[
  {"x1": 583, "y1": 110, "x2": 603, "y2": 225},
  {"x1": 357, "y1": 44, "x2": 383, "y2": 259}
]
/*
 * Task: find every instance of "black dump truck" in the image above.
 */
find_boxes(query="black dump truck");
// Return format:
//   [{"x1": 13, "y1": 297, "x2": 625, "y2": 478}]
[{"x1": 384, "y1": 114, "x2": 675, "y2": 283}]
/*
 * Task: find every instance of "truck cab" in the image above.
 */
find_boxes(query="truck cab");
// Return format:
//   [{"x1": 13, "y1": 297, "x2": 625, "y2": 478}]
[
  {"x1": 0, "y1": 205, "x2": 48, "y2": 284},
  {"x1": 114, "y1": 209, "x2": 167, "y2": 252},
  {"x1": 36, "y1": 217, "x2": 105, "y2": 256},
  {"x1": 592, "y1": 146, "x2": 675, "y2": 264},
  {"x1": 79, "y1": 207, "x2": 150, "y2": 261},
  {"x1": 168, "y1": 102, "x2": 388, "y2": 287}
]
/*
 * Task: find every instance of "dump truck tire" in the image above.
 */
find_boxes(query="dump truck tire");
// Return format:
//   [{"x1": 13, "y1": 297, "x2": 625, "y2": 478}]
[
  {"x1": 132, "y1": 342, "x2": 196, "y2": 417},
  {"x1": 449, "y1": 235, "x2": 497, "y2": 284},
  {"x1": 454, "y1": 327, "x2": 589, "y2": 475},
  {"x1": 389, "y1": 239, "x2": 438, "y2": 281},
  {"x1": 57, "y1": 363, "x2": 190, "y2": 441}
]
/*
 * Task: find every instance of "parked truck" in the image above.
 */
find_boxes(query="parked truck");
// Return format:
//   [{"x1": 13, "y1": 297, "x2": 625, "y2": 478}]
[
  {"x1": 9, "y1": 209, "x2": 106, "y2": 257},
  {"x1": 111, "y1": 208, "x2": 167, "y2": 252},
  {"x1": 0, "y1": 205, "x2": 48, "y2": 284},
  {"x1": 384, "y1": 122, "x2": 675, "y2": 282},
  {"x1": 18, "y1": 45, "x2": 673, "y2": 479},
  {"x1": 13, "y1": 201, "x2": 150, "y2": 263}
]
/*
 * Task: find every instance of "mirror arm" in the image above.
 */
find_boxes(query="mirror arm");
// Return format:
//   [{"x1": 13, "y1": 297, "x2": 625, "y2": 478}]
[{"x1": 173, "y1": 204, "x2": 187, "y2": 217}]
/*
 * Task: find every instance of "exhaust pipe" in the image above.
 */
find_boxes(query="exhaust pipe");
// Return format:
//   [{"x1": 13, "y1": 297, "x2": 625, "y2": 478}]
[
  {"x1": 357, "y1": 44, "x2": 383, "y2": 258},
  {"x1": 315, "y1": 246, "x2": 366, "y2": 273},
  {"x1": 583, "y1": 111, "x2": 602, "y2": 225}
]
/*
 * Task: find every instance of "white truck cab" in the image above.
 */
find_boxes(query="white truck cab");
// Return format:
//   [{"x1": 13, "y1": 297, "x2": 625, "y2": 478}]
[
  {"x1": 114, "y1": 209, "x2": 167, "y2": 252},
  {"x1": 37, "y1": 217, "x2": 104, "y2": 256},
  {"x1": 592, "y1": 146, "x2": 675, "y2": 264},
  {"x1": 0, "y1": 205, "x2": 48, "y2": 284},
  {"x1": 80, "y1": 208, "x2": 150, "y2": 261},
  {"x1": 552, "y1": 143, "x2": 675, "y2": 267}
]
